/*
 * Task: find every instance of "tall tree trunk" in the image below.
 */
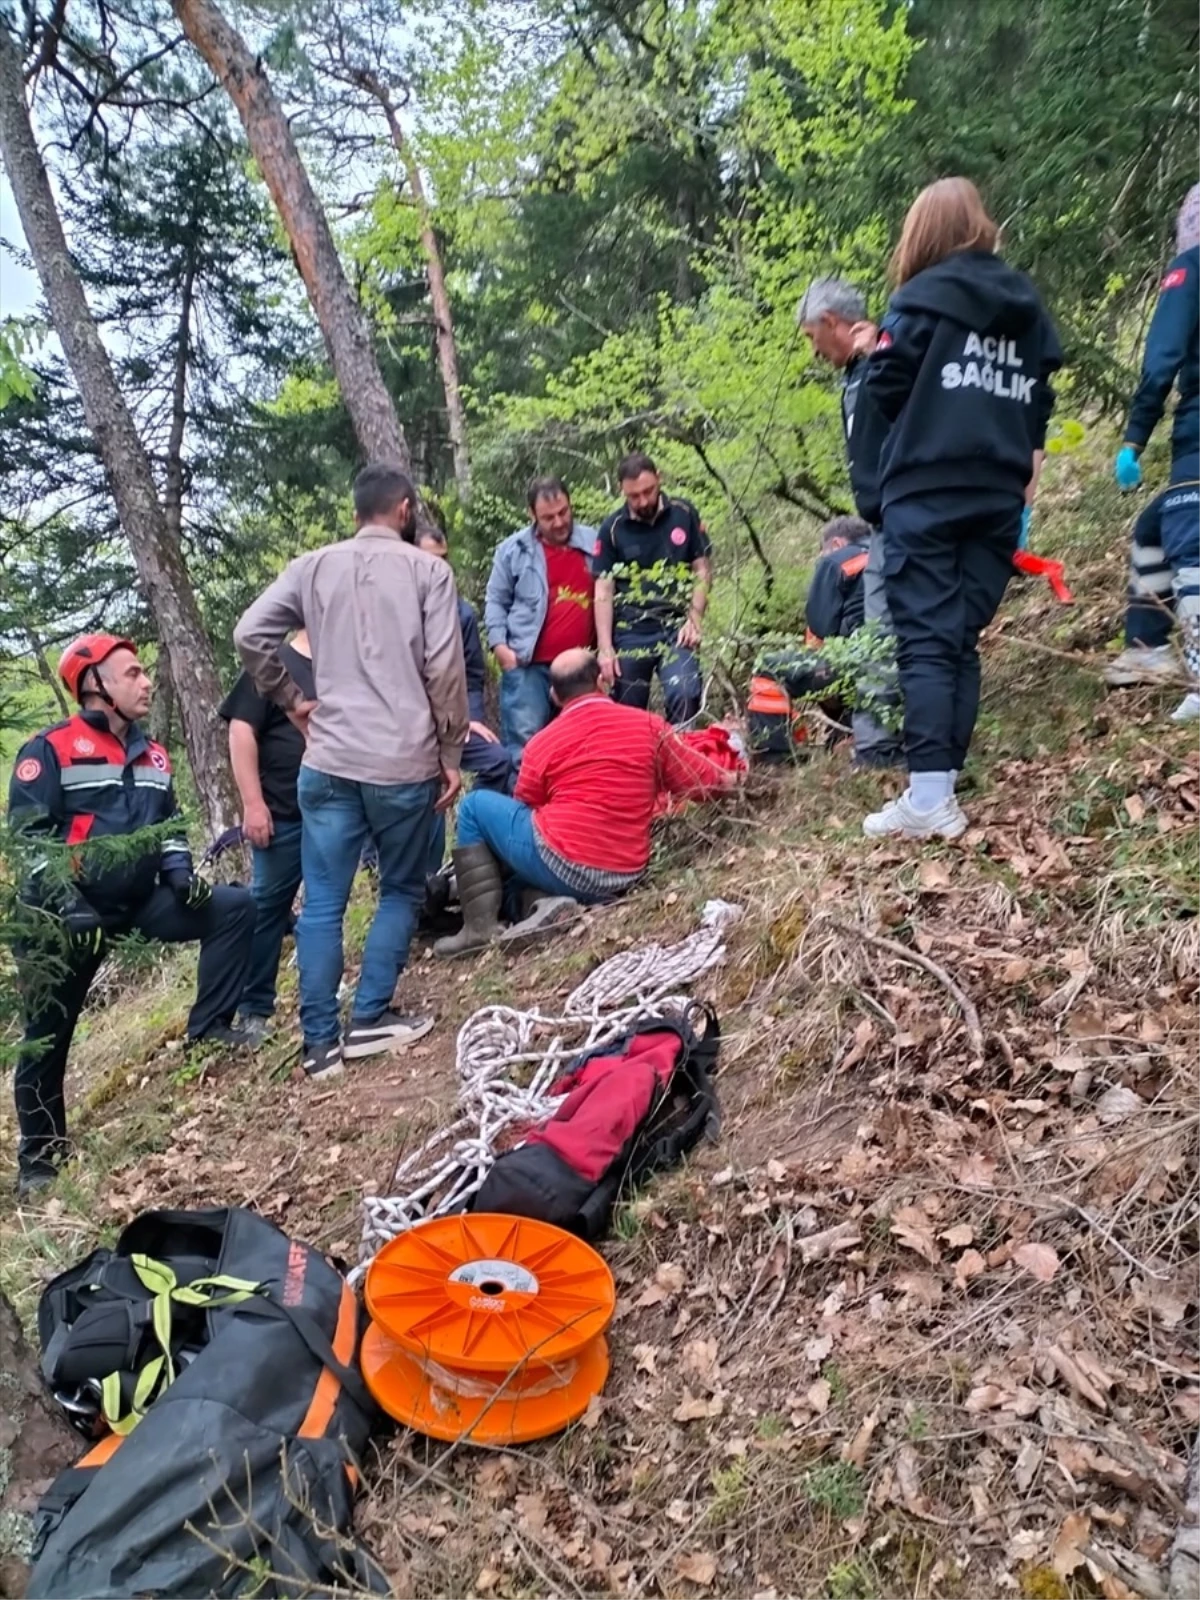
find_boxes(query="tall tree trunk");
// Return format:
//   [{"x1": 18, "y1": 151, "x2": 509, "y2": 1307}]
[
  {"x1": 163, "y1": 247, "x2": 196, "y2": 544},
  {"x1": 172, "y1": 0, "x2": 412, "y2": 471},
  {"x1": 354, "y1": 70, "x2": 470, "y2": 497},
  {"x1": 0, "y1": 22, "x2": 236, "y2": 837}
]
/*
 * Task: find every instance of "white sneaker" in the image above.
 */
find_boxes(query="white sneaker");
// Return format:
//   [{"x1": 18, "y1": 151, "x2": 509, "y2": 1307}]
[
  {"x1": 863, "y1": 792, "x2": 968, "y2": 840},
  {"x1": 1104, "y1": 645, "x2": 1176, "y2": 686},
  {"x1": 1170, "y1": 691, "x2": 1200, "y2": 723}
]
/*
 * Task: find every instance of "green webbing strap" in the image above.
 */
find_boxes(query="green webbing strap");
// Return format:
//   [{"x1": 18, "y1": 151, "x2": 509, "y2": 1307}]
[{"x1": 99, "y1": 1254, "x2": 263, "y2": 1436}]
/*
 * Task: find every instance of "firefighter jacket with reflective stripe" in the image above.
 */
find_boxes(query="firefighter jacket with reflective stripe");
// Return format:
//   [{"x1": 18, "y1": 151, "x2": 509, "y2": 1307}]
[
  {"x1": 8, "y1": 711, "x2": 192, "y2": 920},
  {"x1": 803, "y1": 541, "x2": 869, "y2": 647},
  {"x1": 1124, "y1": 246, "x2": 1199, "y2": 462}
]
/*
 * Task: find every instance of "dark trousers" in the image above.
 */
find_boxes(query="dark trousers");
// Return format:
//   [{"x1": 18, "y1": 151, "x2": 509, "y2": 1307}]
[
  {"x1": 240, "y1": 818, "x2": 304, "y2": 1018},
  {"x1": 14, "y1": 884, "x2": 256, "y2": 1171},
  {"x1": 882, "y1": 490, "x2": 1022, "y2": 773},
  {"x1": 612, "y1": 628, "x2": 701, "y2": 724},
  {"x1": 1125, "y1": 492, "x2": 1175, "y2": 649},
  {"x1": 1162, "y1": 453, "x2": 1200, "y2": 672},
  {"x1": 426, "y1": 728, "x2": 515, "y2": 875}
]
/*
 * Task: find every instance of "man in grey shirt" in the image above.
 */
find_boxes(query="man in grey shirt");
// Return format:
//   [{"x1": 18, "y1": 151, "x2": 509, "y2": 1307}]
[{"x1": 234, "y1": 465, "x2": 469, "y2": 1080}]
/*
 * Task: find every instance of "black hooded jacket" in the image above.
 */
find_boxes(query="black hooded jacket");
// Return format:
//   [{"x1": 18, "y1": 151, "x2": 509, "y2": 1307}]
[{"x1": 865, "y1": 250, "x2": 1062, "y2": 510}]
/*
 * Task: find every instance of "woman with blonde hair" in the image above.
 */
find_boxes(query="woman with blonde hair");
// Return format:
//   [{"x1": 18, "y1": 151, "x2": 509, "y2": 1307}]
[{"x1": 862, "y1": 177, "x2": 1062, "y2": 840}]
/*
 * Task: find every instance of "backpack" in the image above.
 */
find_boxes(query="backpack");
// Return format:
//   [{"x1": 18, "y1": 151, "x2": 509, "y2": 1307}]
[
  {"x1": 473, "y1": 1004, "x2": 720, "y2": 1241},
  {"x1": 28, "y1": 1206, "x2": 387, "y2": 1598}
]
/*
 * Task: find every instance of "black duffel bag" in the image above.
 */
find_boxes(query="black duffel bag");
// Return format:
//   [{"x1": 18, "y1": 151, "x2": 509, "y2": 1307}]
[{"x1": 28, "y1": 1205, "x2": 388, "y2": 1598}]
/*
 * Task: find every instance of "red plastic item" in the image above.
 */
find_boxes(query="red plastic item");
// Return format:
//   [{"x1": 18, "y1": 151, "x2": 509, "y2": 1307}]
[{"x1": 1013, "y1": 549, "x2": 1074, "y2": 604}]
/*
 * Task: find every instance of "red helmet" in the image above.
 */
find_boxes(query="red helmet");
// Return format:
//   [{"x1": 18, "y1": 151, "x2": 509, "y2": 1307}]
[{"x1": 58, "y1": 634, "x2": 138, "y2": 702}]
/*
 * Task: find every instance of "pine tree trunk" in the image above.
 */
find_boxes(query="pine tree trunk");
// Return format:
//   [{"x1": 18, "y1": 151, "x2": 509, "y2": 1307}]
[
  {"x1": 172, "y1": 0, "x2": 412, "y2": 472},
  {"x1": 408, "y1": 152, "x2": 470, "y2": 497},
  {"x1": 0, "y1": 1287, "x2": 79, "y2": 1596},
  {"x1": 363, "y1": 79, "x2": 470, "y2": 497},
  {"x1": 0, "y1": 22, "x2": 236, "y2": 839}
]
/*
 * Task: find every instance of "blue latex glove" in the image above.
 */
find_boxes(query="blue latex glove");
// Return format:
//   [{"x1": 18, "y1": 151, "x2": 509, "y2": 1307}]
[
  {"x1": 1018, "y1": 505, "x2": 1032, "y2": 549},
  {"x1": 1114, "y1": 446, "x2": 1143, "y2": 491}
]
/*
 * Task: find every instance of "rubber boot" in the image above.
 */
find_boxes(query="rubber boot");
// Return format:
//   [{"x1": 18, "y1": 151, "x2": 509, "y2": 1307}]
[{"x1": 434, "y1": 845, "x2": 504, "y2": 959}]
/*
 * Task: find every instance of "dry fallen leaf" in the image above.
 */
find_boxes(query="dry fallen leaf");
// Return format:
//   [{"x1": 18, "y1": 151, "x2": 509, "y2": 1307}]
[
  {"x1": 1096, "y1": 1085, "x2": 1144, "y2": 1126},
  {"x1": 579, "y1": 1395, "x2": 605, "y2": 1430},
  {"x1": 1046, "y1": 1344, "x2": 1111, "y2": 1410},
  {"x1": 656, "y1": 1261, "x2": 686, "y2": 1293},
  {"x1": 894, "y1": 1443, "x2": 936, "y2": 1519},
  {"x1": 954, "y1": 1249, "x2": 987, "y2": 1289},
  {"x1": 1013, "y1": 1437, "x2": 1042, "y2": 1493},
  {"x1": 1123, "y1": 793, "x2": 1146, "y2": 824},
  {"x1": 1001, "y1": 957, "x2": 1033, "y2": 984},
  {"x1": 965, "y1": 1384, "x2": 1006, "y2": 1414},
  {"x1": 918, "y1": 859, "x2": 952, "y2": 892},
  {"x1": 633, "y1": 1343, "x2": 659, "y2": 1376},
  {"x1": 891, "y1": 1205, "x2": 941, "y2": 1265},
  {"x1": 682, "y1": 1338, "x2": 722, "y2": 1391},
  {"x1": 674, "y1": 1390, "x2": 725, "y2": 1423},
  {"x1": 1052, "y1": 1511, "x2": 1091, "y2": 1578},
  {"x1": 515, "y1": 1492, "x2": 548, "y2": 1536},
  {"x1": 955, "y1": 1151, "x2": 997, "y2": 1189},
  {"x1": 941, "y1": 1223, "x2": 974, "y2": 1248},
  {"x1": 806, "y1": 1378, "x2": 832, "y2": 1415},
  {"x1": 842, "y1": 1409, "x2": 879, "y2": 1468},
  {"x1": 1012, "y1": 1241, "x2": 1060, "y2": 1282},
  {"x1": 677, "y1": 1552, "x2": 717, "y2": 1587}
]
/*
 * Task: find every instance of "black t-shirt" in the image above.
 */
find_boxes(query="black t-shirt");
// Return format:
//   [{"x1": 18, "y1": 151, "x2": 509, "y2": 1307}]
[
  {"x1": 218, "y1": 643, "x2": 316, "y2": 823},
  {"x1": 593, "y1": 496, "x2": 711, "y2": 636}
]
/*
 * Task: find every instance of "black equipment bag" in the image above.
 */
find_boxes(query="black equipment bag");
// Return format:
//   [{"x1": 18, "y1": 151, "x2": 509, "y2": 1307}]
[
  {"x1": 27, "y1": 1206, "x2": 388, "y2": 1598},
  {"x1": 474, "y1": 1003, "x2": 721, "y2": 1241}
]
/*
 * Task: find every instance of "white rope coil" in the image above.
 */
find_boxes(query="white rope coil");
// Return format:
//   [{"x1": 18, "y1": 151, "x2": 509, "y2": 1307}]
[{"x1": 353, "y1": 901, "x2": 742, "y2": 1278}]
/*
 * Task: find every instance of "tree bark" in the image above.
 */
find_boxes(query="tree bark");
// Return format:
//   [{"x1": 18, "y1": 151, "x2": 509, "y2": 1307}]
[
  {"x1": 0, "y1": 21, "x2": 237, "y2": 838},
  {"x1": 172, "y1": 0, "x2": 412, "y2": 472},
  {"x1": 353, "y1": 69, "x2": 470, "y2": 497},
  {"x1": 26, "y1": 621, "x2": 71, "y2": 718},
  {"x1": 0, "y1": 1287, "x2": 80, "y2": 1597},
  {"x1": 162, "y1": 247, "x2": 196, "y2": 546}
]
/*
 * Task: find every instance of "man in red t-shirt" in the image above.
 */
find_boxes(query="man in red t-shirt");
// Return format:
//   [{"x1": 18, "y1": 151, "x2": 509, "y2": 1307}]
[
  {"x1": 435, "y1": 649, "x2": 737, "y2": 957},
  {"x1": 484, "y1": 479, "x2": 597, "y2": 755}
]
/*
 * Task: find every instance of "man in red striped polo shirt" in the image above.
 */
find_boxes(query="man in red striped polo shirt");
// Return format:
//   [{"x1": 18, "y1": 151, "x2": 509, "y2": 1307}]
[{"x1": 435, "y1": 649, "x2": 736, "y2": 957}]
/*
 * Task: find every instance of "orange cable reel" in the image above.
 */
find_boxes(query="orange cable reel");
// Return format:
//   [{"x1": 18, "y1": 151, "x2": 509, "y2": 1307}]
[{"x1": 361, "y1": 1213, "x2": 615, "y2": 1444}]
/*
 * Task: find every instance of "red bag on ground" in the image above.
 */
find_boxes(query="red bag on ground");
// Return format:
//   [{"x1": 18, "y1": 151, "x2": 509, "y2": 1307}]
[{"x1": 654, "y1": 726, "x2": 747, "y2": 816}]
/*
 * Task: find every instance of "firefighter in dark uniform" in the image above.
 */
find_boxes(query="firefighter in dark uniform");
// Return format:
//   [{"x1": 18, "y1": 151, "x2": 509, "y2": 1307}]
[
  {"x1": 593, "y1": 451, "x2": 712, "y2": 725},
  {"x1": 1113, "y1": 183, "x2": 1200, "y2": 722},
  {"x1": 8, "y1": 635, "x2": 257, "y2": 1196},
  {"x1": 1104, "y1": 489, "x2": 1181, "y2": 686},
  {"x1": 748, "y1": 516, "x2": 872, "y2": 759}
]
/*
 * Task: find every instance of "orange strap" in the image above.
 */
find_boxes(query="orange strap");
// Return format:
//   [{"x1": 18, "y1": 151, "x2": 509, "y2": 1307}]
[
  {"x1": 840, "y1": 551, "x2": 869, "y2": 578},
  {"x1": 78, "y1": 1432, "x2": 122, "y2": 1468},
  {"x1": 298, "y1": 1281, "x2": 358, "y2": 1440},
  {"x1": 748, "y1": 676, "x2": 792, "y2": 714}
]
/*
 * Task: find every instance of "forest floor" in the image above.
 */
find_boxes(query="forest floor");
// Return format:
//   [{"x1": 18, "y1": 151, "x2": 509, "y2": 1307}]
[{"x1": 1, "y1": 458, "x2": 1197, "y2": 1600}]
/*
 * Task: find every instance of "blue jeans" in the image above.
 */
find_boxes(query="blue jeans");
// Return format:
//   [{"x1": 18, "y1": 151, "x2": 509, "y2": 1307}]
[
  {"x1": 240, "y1": 817, "x2": 304, "y2": 1017},
  {"x1": 426, "y1": 729, "x2": 515, "y2": 874},
  {"x1": 499, "y1": 665, "x2": 554, "y2": 755},
  {"x1": 456, "y1": 790, "x2": 605, "y2": 914},
  {"x1": 296, "y1": 767, "x2": 438, "y2": 1045},
  {"x1": 612, "y1": 629, "x2": 701, "y2": 724}
]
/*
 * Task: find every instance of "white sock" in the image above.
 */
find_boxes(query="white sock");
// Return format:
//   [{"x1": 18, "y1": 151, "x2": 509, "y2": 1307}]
[
  {"x1": 909, "y1": 771, "x2": 954, "y2": 811},
  {"x1": 949, "y1": 769, "x2": 959, "y2": 790}
]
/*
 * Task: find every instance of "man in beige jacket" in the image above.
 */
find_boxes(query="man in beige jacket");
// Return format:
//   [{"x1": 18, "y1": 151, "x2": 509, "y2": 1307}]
[{"x1": 234, "y1": 465, "x2": 469, "y2": 1079}]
